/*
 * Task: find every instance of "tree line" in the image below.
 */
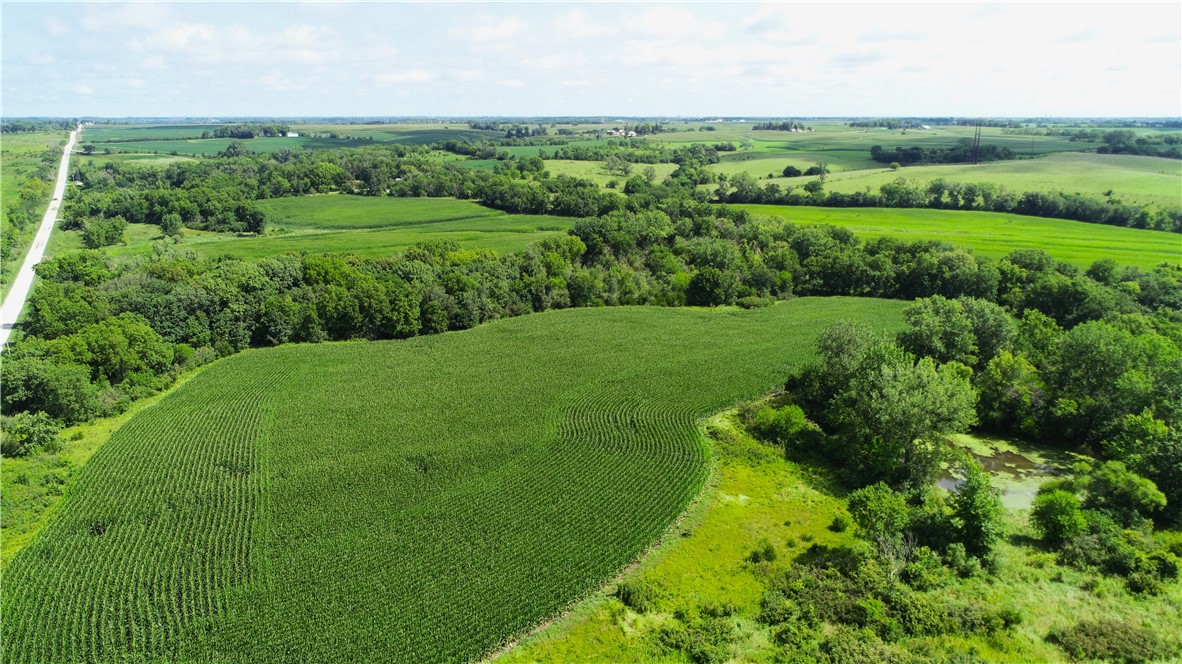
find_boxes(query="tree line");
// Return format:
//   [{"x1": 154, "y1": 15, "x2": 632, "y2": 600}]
[
  {"x1": 712, "y1": 172, "x2": 1181, "y2": 232},
  {"x1": 870, "y1": 142, "x2": 1016, "y2": 165},
  {"x1": 4, "y1": 191, "x2": 1178, "y2": 440}
]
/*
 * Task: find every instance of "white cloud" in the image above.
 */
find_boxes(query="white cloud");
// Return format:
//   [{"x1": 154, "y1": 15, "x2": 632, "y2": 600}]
[
  {"x1": 860, "y1": 30, "x2": 927, "y2": 43},
  {"x1": 453, "y1": 17, "x2": 526, "y2": 46},
  {"x1": 72, "y1": 84, "x2": 95, "y2": 95},
  {"x1": 45, "y1": 17, "x2": 70, "y2": 37},
  {"x1": 630, "y1": 6, "x2": 725, "y2": 38},
  {"x1": 130, "y1": 22, "x2": 344, "y2": 67},
  {"x1": 552, "y1": 9, "x2": 613, "y2": 39},
  {"x1": 80, "y1": 3, "x2": 170, "y2": 32},
  {"x1": 127, "y1": 78, "x2": 146, "y2": 89},
  {"x1": 372, "y1": 70, "x2": 432, "y2": 85}
]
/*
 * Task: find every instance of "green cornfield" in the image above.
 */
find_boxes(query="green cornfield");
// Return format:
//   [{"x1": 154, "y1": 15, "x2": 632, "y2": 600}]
[{"x1": 2, "y1": 299, "x2": 906, "y2": 663}]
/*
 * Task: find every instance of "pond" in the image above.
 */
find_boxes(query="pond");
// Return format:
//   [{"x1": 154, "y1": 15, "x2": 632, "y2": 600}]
[{"x1": 937, "y1": 433, "x2": 1086, "y2": 509}]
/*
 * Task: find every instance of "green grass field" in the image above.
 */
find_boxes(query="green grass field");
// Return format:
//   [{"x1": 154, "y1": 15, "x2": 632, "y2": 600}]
[
  {"x1": 542, "y1": 159, "x2": 679, "y2": 187},
  {"x1": 256, "y1": 195, "x2": 503, "y2": 229},
  {"x1": 1, "y1": 130, "x2": 68, "y2": 299},
  {"x1": 74, "y1": 151, "x2": 198, "y2": 166},
  {"x1": 80, "y1": 136, "x2": 376, "y2": 156},
  {"x1": 79, "y1": 123, "x2": 506, "y2": 156},
  {"x1": 816, "y1": 152, "x2": 1182, "y2": 211},
  {"x1": 47, "y1": 197, "x2": 577, "y2": 262},
  {"x1": 78, "y1": 124, "x2": 228, "y2": 142},
  {"x1": 0, "y1": 298, "x2": 907, "y2": 664},
  {"x1": 735, "y1": 205, "x2": 1182, "y2": 270}
]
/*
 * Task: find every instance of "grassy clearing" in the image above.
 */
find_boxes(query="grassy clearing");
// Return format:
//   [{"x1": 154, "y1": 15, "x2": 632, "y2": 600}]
[
  {"x1": 542, "y1": 159, "x2": 679, "y2": 187},
  {"x1": 49, "y1": 212, "x2": 576, "y2": 263},
  {"x1": 1, "y1": 130, "x2": 67, "y2": 299},
  {"x1": 1, "y1": 299, "x2": 907, "y2": 664},
  {"x1": 735, "y1": 205, "x2": 1182, "y2": 270},
  {"x1": 47, "y1": 196, "x2": 575, "y2": 262},
  {"x1": 74, "y1": 151, "x2": 198, "y2": 166},
  {"x1": 500, "y1": 412, "x2": 1182, "y2": 663},
  {"x1": 817, "y1": 152, "x2": 1182, "y2": 211},
  {"x1": 255, "y1": 195, "x2": 503, "y2": 230}
]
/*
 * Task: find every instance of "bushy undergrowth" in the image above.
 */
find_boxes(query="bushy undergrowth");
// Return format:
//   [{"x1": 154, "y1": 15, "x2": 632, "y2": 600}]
[{"x1": 1048, "y1": 618, "x2": 1176, "y2": 663}]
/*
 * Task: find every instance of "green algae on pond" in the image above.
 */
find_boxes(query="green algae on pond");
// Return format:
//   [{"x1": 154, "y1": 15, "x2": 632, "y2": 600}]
[{"x1": 938, "y1": 432, "x2": 1090, "y2": 509}]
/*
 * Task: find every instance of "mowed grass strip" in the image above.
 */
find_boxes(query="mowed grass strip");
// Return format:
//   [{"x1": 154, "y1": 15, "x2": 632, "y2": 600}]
[
  {"x1": 1, "y1": 298, "x2": 906, "y2": 664},
  {"x1": 735, "y1": 205, "x2": 1182, "y2": 270},
  {"x1": 256, "y1": 195, "x2": 504, "y2": 230}
]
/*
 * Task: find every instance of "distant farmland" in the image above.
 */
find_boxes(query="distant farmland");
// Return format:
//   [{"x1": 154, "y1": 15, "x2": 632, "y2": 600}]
[
  {"x1": 78, "y1": 122, "x2": 505, "y2": 155},
  {"x1": 736, "y1": 205, "x2": 1182, "y2": 270},
  {"x1": 50, "y1": 196, "x2": 576, "y2": 261},
  {"x1": 812, "y1": 152, "x2": 1182, "y2": 211},
  {"x1": 1, "y1": 298, "x2": 908, "y2": 664}
]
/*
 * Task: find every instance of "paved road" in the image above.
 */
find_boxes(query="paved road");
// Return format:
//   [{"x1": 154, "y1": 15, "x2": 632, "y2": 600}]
[{"x1": 0, "y1": 126, "x2": 80, "y2": 349}]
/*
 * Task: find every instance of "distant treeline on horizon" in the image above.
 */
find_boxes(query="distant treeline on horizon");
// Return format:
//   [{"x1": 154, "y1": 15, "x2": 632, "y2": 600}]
[{"x1": 3, "y1": 116, "x2": 1181, "y2": 130}]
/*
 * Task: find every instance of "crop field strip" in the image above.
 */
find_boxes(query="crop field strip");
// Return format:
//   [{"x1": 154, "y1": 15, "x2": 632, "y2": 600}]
[
  {"x1": 735, "y1": 204, "x2": 1182, "y2": 270},
  {"x1": 1, "y1": 298, "x2": 906, "y2": 663},
  {"x1": 2, "y1": 356, "x2": 299, "y2": 663}
]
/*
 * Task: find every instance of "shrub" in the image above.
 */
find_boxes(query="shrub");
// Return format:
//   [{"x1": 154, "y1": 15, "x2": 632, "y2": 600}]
[
  {"x1": 939, "y1": 542, "x2": 983, "y2": 578},
  {"x1": 950, "y1": 458, "x2": 1006, "y2": 557},
  {"x1": 736, "y1": 295, "x2": 775, "y2": 309},
  {"x1": 759, "y1": 590, "x2": 808, "y2": 626},
  {"x1": 1047, "y1": 618, "x2": 1174, "y2": 663},
  {"x1": 829, "y1": 513, "x2": 852, "y2": 533},
  {"x1": 616, "y1": 579, "x2": 657, "y2": 613},
  {"x1": 746, "y1": 404, "x2": 808, "y2": 448},
  {"x1": 1060, "y1": 510, "x2": 1140, "y2": 576},
  {"x1": 820, "y1": 626, "x2": 898, "y2": 663},
  {"x1": 892, "y1": 590, "x2": 956, "y2": 637},
  {"x1": 748, "y1": 539, "x2": 778, "y2": 564},
  {"x1": 681, "y1": 617, "x2": 735, "y2": 664},
  {"x1": 772, "y1": 620, "x2": 819, "y2": 652},
  {"x1": 903, "y1": 546, "x2": 951, "y2": 591},
  {"x1": 1081, "y1": 461, "x2": 1167, "y2": 529},
  {"x1": 847, "y1": 482, "x2": 909, "y2": 543},
  {"x1": 1, "y1": 412, "x2": 62, "y2": 457},
  {"x1": 1031, "y1": 489, "x2": 1087, "y2": 544}
]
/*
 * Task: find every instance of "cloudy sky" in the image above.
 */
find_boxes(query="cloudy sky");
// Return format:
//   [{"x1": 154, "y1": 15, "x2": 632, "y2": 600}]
[{"x1": 3, "y1": 1, "x2": 1179, "y2": 118}]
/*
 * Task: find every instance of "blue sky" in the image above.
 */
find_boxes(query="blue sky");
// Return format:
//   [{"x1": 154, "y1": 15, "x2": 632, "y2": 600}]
[{"x1": 2, "y1": 1, "x2": 1179, "y2": 118}]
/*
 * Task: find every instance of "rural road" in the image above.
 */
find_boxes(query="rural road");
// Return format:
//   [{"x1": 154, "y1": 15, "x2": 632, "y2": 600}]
[{"x1": 0, "y1": 126, "x2": 80, "y2": 349}]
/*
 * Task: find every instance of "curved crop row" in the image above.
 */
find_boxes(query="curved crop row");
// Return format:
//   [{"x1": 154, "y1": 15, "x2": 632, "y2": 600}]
[{"x1": 3, "y1": 298, "x2": 907, "y2": 663}]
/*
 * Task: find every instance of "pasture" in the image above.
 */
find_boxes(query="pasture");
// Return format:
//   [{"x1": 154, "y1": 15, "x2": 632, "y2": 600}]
[
  {"x1": 74, "y1": 151, "x2": 198, "y2": 166},
  {"x1": 79, "y1": 123, "x2": 506, "y2": 156},
  {"x1": 78, "y1": 124, "x2": 227, "y2": 142},
  {"x1": 735, "y1": 205, "x2": 1182, "y2": 270},
  {"x1": 815, "y1": 152, "x2": 1182, "y2": 211},
  {"x1": 542, "y1": 159, "x2": 679, "y2": 187},
  {"x1": 255, "y1": 195, "x2": 503, "y2": 230},
  {"x1": 0, "y1": 298, "x2": 908, "y2": 664},
  {"x1": 47, "y1": 196, "x2": 576, "y2": 262}
]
